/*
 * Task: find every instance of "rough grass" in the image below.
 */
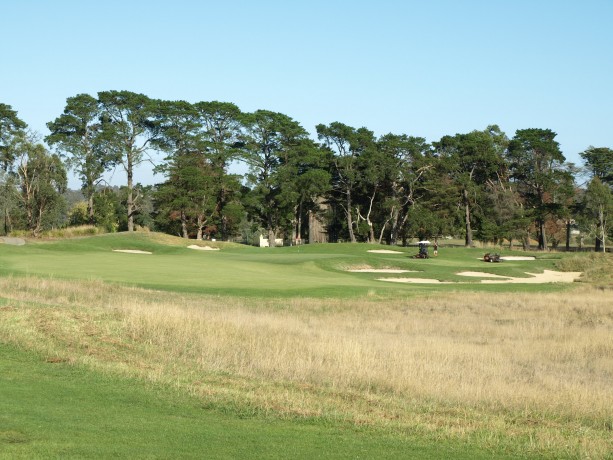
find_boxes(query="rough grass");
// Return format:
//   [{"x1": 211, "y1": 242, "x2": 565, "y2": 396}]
[
  {"x1": 8, "y1": 224, "x2": 105, "y2": 239},
  {"x1": 556, "y1": 253, "x2": 613, "y2": 288},
  {"x1": 1, "y1": 276, "x2": 612, "y2": 458}
]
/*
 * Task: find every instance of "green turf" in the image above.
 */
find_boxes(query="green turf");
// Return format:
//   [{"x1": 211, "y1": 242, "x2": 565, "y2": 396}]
[
  {"x1": 0, "y1": 233, "x2": 590, "y2": 458},
  {"x1": 0, "y1": 232, "x2": 579, "y2": 298},
  {"x1": 0, "y1": 344, "x2": 514, "y2": 459}
]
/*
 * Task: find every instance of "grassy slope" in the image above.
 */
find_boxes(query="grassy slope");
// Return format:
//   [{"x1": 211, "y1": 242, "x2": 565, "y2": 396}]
[
  {"x1": 0, "y1": 345, "x2": 506, "y2": 460},
  {"x1": 1, "y1": 233, "x2": 608, "y2": 458},
  {"x1": 0, "y1": 232, "x2": 578, "y2": 297}
]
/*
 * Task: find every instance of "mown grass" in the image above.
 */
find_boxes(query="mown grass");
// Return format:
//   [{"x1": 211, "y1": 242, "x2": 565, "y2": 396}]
[
  {"x1": 1, "y1": 277, "x2": 612, "y2": 457},
  {"x1": 4, "y1": 345, "x2": 487, "y2": 460},
  {"x1": 1, "y1": 233, "x2": 612, "y2": 458},
  {"x1": 0, "y1": 232, "x2": 589, "y2": 297}
]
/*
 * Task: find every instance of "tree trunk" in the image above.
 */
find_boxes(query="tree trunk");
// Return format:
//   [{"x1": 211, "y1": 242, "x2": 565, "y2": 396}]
[
  {"x1": 601, "y1": 206, "x2": 606, "y2": 253},
  {"x1": 522, "y1": 231, "x2": 530, "y2": 251},
  {"x1": 196, "y1": 215, "x2": 204, "y2": 240},
  {"x1": 595, "y1": 207, "x2": 605, "y2": 252},
  {"x1": 565, "y1": 221, "x2": 571, "y2": 251},
  {"x1": 88, "y1": 193, "x2": 95, "y2": 225},
  {"x1": 296, "y1": 201, "x2": 303, "y2": 244},
  {"x1": 268, "y1": 227, "x2": 276, "y2": 248},
  {"x1": 463, "y1": 189, "x2": 473, "y2": 247},
  {"x1": 181, "y1": 210, "x2": 189, "y2": 239},
  {"x1": 538, "y1": 218, "x2": 547, "y2": 250},
  {"x1": 346, "y1": 188, "x2": 356, "y2": 243},
  {"x1": 127, "y1": 156, "x2": 134, "y2": 232},
  {"x1": 388, "y1": 207, "x2": 400, "y2": 246},
  {"x1": 218, "y1": 186, "x2": 228, "y2": 241},
  {"x1": 3, "y1": 208, "x2": 11, "y2": 235},
  {"x1": 365, "y1": 189, "x2": 376, "y2": 244}
]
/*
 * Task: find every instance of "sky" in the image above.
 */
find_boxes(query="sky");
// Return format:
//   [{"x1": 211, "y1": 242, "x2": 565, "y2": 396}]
[{"x1": 2, "y1": 0, "x2": 612, "y2": 189}]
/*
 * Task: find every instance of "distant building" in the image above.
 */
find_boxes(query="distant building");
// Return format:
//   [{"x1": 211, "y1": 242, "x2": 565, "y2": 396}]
[{"x1": 259, "y1": 234, "x2": 283, "y2": 247}]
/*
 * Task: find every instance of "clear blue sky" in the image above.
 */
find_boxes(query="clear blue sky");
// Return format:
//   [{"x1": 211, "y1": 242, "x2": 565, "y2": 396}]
[{"x1": 3, "y1": 0, "x2": 612, "y2": 189}]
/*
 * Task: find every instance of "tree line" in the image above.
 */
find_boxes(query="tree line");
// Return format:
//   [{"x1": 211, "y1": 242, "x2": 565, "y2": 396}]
[{"x1": 1, "y1": 91, "x2": 612, "y2": 251}]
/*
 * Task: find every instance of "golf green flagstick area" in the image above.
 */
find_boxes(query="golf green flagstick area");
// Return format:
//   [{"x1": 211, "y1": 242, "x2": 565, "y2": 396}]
[{"x1": 1, "y1": 232, "x2": 612, "y2": 459}]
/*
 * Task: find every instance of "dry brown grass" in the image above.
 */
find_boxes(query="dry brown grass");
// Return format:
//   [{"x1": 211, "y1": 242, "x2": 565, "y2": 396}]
[{"x1": 1, "y1": 276, "x2": 612, "y2": 457}]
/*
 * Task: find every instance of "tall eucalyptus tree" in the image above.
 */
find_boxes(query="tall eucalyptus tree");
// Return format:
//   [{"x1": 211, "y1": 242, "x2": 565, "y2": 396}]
[
  {"x1": 242, "y1": 110, "x2": 311, "y2": 246},
  {"x1": 316, "y1": 122, "x2": 374, "y2": 243},
  {"x1": 47, "y1": 94, "x2": 115, "y2": 223},
  {"x1": 98, "y1": 90, "x2": 161, "y2": 231},
  {"x1": 0, "y1": 103, "x2": 27, "y2": 171},
  {"x1": 374, "y1": 134, "x2": 433, "y2": 244},
  {"x1": 0, "y1": 103, "x2": 27, "y2": 234},
  {"x1": 193, "y1": 101, "x2": 244, "y2": 239},
  {"x1": 508, "y1": 128, "x2": 571, "y2": 250},
  {"x1": 434, "y1": 127, "x2": 506, "y2": 247}
]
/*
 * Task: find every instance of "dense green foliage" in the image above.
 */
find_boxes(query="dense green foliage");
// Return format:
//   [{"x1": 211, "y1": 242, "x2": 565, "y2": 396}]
[{"x1": 1, "y1": 96, "x2": 612, "y2": 251}]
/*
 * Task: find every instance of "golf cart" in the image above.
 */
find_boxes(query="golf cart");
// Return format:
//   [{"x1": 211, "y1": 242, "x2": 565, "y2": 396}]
[{"x1": 413, "y1": 240, "x2": 430, "y2": 259}]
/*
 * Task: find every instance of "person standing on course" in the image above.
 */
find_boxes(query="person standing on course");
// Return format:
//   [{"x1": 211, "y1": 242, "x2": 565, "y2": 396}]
[{"x1": 433, "y1": 238, "x2": 438, "y2": 256}]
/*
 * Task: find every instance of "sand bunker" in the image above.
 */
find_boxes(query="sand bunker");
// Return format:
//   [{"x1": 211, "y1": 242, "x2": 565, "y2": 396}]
[
  {"x1": 0, "y1": 237, "x2": 25, "y2": 246},
  {"x1": 379, "y1": 270, "x2": 581, "y2": 284},
  {"x1": 478, "y1": 270, "x2": 581, "y2": 284},
  {"x1": 112, "y1": 249, "x2": 152, "y2": 254},
  {"x1": 348, "y1": 269, "x2": 417, "y2": 273},
  {"x1": 457, "y1": 271, "x2": 511, "y2": 279},
  {"x1": 367, "y1": 250, "x2": 404, "y2": 254},
  {"x1": 500, "y1": 256, "x2": 536, "y2": 261},
  {"x1": 188, "y1": 245, "x2": 219, "y2": 251},
  {"x1": 378, "y1": 277, "x2": 452, "y2": 284}
]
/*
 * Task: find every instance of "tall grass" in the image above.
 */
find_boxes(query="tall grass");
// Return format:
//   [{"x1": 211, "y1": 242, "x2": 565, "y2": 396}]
[
  {"x1": 8, "y1": 225, "x2": 104, "y2": 239},
  {"x1": 1, "y1": 276, "x2": 612, "y2": 457}
]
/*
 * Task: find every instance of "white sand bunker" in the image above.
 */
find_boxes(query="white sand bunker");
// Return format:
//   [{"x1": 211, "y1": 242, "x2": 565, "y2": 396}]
[
  {"x1": 188, "y1": 245, "x2": 219, "y2": 251},
  {"x1": 379, "y1": 270, "x2": 581, "y2": 284},
  {"x1": 378, "y1": 277, "x2": 453, "y2": 284},
  {"x1": 500, "y1": 256, "x2": 536, "y2": 261},
  {"x1": 112, "y1": 249, "x2": 152, "y2": 254},
  {"x1": 479, "y1": 270, "x2": 581, "y2": 284},
  {"x1": 0, "y1": 237, "x2": 25, "y2": 246},
  {"x1": 367, "y1": 250, "x2": 404, "y2": 254},
  {"x1": 457, "y1": 271, "x2": 511, "y2": 279},
  {"x1": 348, "y1": 269, "x2": 417, "y2": 273}
]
